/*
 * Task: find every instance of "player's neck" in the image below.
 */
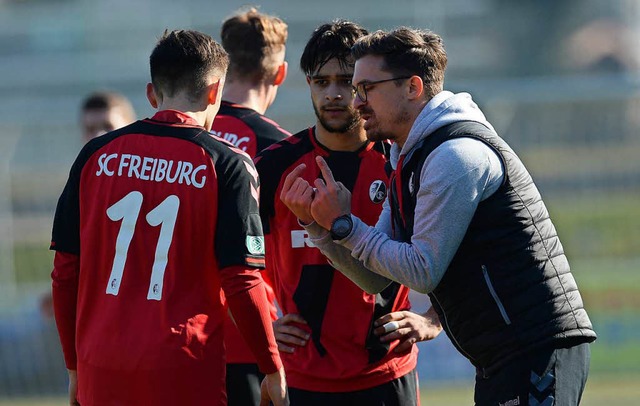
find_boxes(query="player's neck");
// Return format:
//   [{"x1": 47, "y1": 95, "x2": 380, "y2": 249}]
[
  {"x1": 315, "y1": 124, "x2": 368, "y2": 152},
  {"x1": 222, "y1": 82, "x2": 271, "y2": 115},
  {"x1": 157, "y1": 98, "x2": 208, "y2": 128}
]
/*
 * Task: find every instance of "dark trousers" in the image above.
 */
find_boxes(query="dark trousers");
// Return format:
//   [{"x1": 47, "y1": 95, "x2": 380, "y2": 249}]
[
  {"x1": 288, "y1": 369, "x2": 419, "y2": 406},
  {"x1": 226, "y1": 363, "x2": 264, "y2": 406},
  {"x1": 474, "y1": 343, "x2": 591, "y2": 406}
]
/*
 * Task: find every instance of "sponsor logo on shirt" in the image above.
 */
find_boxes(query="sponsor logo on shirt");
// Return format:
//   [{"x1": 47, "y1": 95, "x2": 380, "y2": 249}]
[
  {"x1": 95, "y1": 153, "x2": 207, "y2": 188},
  {"x1": 369, "y1": 180, "x2": 387, "y2": 204},
  {"x1": 291, "y1": 230, "x2": 315, "y2": 248},
  {"x1": 246, "y1": 236, "x2": 265, "y2": 255}
]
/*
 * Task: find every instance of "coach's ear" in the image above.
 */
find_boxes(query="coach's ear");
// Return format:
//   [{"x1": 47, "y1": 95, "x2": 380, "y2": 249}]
[
  {"x1": 274, "y1": 61, "x2": 288, "y2": 86},
  {"x1": 146, "y1": 83, "x2": 159, "y2": 109}
]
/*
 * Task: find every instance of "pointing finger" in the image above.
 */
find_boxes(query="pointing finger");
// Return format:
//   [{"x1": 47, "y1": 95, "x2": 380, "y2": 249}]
[{"x1": 315, "y1": 156, "x2": 336, "y2": 186}]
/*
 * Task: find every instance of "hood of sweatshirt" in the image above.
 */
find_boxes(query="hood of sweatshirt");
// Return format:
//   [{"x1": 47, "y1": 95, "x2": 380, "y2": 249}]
[{"x1": 390, "y1": 91, "x2": 495, "y2": 168}]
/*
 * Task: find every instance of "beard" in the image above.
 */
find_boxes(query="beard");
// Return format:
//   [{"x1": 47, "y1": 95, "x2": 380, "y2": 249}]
[
  {"x1": 312, "y1": 101, "x2": 361, "y2": 134},
  {"x1": 362, "y1": 106, "x2": 409, "y2": 142}
]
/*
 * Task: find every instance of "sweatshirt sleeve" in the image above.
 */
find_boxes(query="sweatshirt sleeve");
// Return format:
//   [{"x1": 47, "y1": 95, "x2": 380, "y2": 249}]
[
  {"x1": 308, "y1": 138, "x2": 503, "y2": 294},
  {"x1": 303, "y1": 198, "x2": 394, "y2": 294}
]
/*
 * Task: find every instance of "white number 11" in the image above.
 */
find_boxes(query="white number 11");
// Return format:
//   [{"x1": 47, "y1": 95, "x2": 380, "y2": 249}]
[{"x1": 105, "y1": 191, "x2": 180, "y2": 301}]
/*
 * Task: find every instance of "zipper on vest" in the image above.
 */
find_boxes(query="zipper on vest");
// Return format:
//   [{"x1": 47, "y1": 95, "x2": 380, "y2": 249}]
[
  {"x1": 431, "y1": 292, "x2": 476, "y2": 362},
  {"x1": 482, "y1": 265, "x2": 512, "y2": 325}
]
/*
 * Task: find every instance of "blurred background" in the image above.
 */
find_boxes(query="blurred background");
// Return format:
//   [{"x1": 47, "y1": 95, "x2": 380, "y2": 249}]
[{"x1": 0, "y1": 0, "x2": 638, "y2": 404}]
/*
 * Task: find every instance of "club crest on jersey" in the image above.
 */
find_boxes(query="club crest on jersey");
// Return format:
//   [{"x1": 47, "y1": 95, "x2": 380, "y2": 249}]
[
  {"x1": 369, "y1": 180, "x2": 387, "y2": 204},
  {"x1": 246, "y1": 236, "x2": 265, "y2": 255}
]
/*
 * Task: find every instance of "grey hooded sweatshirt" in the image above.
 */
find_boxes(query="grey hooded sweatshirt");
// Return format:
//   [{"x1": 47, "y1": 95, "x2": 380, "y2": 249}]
[{"x1": 304, "y1": 90, "x2": 504, "y2": 294}]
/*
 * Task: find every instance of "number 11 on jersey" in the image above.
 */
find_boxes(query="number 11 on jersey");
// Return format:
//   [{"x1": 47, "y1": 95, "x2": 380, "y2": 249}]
[{"x1": 105, "y1": 191, "x2": 180, "y2": 301}]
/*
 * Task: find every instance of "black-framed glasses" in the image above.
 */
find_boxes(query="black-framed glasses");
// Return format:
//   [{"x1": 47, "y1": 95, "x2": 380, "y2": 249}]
[{"x1": 351, "y1": 76, "x2": 412, "y2": 102}]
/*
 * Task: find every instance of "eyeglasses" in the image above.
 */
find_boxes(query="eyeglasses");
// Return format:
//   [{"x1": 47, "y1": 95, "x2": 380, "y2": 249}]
[{"x1": 351, "y1": 76, "x2": 412, "y2": 102}]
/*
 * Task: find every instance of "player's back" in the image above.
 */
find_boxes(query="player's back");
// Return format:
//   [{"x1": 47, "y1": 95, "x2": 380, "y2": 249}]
[
  {"x1": 211, "y1": 101, "x2": 290, "y2": 157},
  {"x1": 56, "y1": 113, "x2": 250, "y2": 404}
]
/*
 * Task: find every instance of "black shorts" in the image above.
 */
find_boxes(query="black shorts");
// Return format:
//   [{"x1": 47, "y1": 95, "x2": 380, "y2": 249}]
[
  {"x1": 474, "y1": 342, "x2": 591, "y2": 406},
  {"x1": 288, "y1": 369, "x2": 419, "y2": 406},
  {"x1": 226, "y1": 363, "x2": 264, "y2": 406}
]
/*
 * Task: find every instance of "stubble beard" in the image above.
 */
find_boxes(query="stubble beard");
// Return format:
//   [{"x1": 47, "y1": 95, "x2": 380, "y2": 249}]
[{"x1": 313, "y1": 102, "x2": 361, "y2": 134}]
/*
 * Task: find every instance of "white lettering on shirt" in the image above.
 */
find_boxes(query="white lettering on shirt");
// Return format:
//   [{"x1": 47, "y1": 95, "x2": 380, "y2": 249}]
[
  {"x1": 95, "y1": 153, "x2": 208, "y2": 189},
  {"x1": 291, "y1": 230, "x2": 315, "y2": 248}
]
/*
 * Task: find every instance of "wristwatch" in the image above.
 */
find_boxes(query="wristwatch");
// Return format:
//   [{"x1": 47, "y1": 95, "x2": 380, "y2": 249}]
[{"x1": 330, "y1": 214, "x2": 353, "y2": 241}]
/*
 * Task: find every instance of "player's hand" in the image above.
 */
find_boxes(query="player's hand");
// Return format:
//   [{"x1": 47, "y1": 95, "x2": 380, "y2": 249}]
[
  {"x1": 273, "y1": 313, "x2": 310, "y2": 353},
  {"x1": 260, "y1": 366, "x2": 289, "y2": 406},
  {"x1": 310, "y1": 156, "x2": 351, "y2": 230},
  {"x1": 67, "y1": 369, "x2": 80, "y2": 405},
  {"x1": 280, "y1": 163, "x2": 315, "y2": 224},
  {"x1": 374, "y1": 307, "x2": 443, "y2": 353}
]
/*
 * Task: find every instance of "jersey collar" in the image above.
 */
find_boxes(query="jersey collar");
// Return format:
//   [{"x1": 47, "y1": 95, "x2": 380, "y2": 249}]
[{"x1": 150, "y1": 110, "x2": 202, "y2": 127}]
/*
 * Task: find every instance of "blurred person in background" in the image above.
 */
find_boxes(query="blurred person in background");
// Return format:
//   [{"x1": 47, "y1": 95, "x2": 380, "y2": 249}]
[
  {"x1": 40, "y1": 90, "x2": 137, "y2": 321},
  {"x1": 210, "y1": 7, "x2": 291, "y2": 406},
  {"x1": 255, "y1": 20, "x2": 441, "y2": 406},
  {"x1": 50, "y1": 29, "x2": 287, "y2": 406},
  {"x1": 80, "y1": 90, "x2": 136, "y2": 143},
  {"x1": 283, "y1": 27, "x2": 596, "y2": 406},
  {"x1": 211, "y1": 7, "x2": 290, "y2": 156}
]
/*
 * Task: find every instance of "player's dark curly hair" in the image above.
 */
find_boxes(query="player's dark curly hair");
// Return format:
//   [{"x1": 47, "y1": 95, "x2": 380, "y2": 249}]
[
  {"x1": 351, "y1": 27, "x2": 447, "y2": 99},
  {"x1": 150, "y1": 29, "x2": 229, "y2": 101},
  {"x1": 300, "y1": 20, "x2": 368, "y2": 76}
]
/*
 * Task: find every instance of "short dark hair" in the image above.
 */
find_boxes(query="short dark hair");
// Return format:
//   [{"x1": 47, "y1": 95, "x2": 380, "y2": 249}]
[
  {"x1": 351, "y1": 27, "x2": 447, "y2": 99},
  {"x1": 81, "y1": 91, "x2": 136, "y2": 122},
  {"x1": 221, "y1": 7, "x2": 288, "y2": 83},
  {"x1": 300, "y1": 20, "x2": 368, "y2": 76},
  {"x1": 150, "y1": 29, "x2": 229, "y2": 101}
]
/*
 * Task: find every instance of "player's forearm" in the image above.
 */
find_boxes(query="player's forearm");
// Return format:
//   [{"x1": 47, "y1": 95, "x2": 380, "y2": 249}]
[
  {"x1": 305, "y1": 221, "x2": 392, "y2": 294},
  {"x1": 51, "y1": 251, "x2": 80, "y2": 369}
]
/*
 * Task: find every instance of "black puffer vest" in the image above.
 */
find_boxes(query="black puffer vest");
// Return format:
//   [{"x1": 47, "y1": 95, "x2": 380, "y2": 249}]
[{"x1": 389, "y1": 121, "x2": 596, "y2": 376}]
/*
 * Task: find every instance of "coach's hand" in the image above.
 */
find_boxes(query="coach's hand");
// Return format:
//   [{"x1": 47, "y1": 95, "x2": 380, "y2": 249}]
[
  {"x1": 67, "y1": 369, "x2": 80, "y2": 405},
  {"x1": 310, "y1": 156, "x2": 351, "y2": 230},
  {"x1": 273, "y1": 313, "x2": 310, "y2": 353},
  {"x1": 374, "y1": 307, "x2": 443, "y2": 353},
  {"x1": 260, "y1": 366, "x2": 289, "y2": 406},
  {"x1": 280, "y1": 163, "x2": 315, "y2": 224}
]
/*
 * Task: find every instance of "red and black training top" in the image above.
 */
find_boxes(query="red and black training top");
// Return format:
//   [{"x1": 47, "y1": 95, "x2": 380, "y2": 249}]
[
  {"x1": 211, "y1": 100, "x2": 291, "y2": 157},
  {"x1": 50, "y1": 110, "x2": 276, "y2": 405},
  {"x1": 254, "y1": 127, "x2": 418, "y2": 392}
]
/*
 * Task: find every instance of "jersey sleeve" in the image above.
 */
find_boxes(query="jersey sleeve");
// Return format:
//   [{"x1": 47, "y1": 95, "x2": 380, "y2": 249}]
[
  {"x1": 215, "y1": 152, "x2": 265, "y2": 269},
  {"x1": 50, "y1": 143, "x2": 96, "y2": 254}
]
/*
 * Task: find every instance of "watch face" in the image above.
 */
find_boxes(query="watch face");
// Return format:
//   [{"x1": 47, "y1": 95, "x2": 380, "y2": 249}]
[
  {"x1": 331, "y1": 216, "x2": 353, "y2": 240},
  {"x1": 334, "y1": 218, "x2": 351, "y2": 234}
]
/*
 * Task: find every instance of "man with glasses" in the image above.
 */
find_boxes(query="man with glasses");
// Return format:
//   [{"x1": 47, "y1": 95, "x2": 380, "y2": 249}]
[
  {"x1": 283, "y1": 27, "x2": 596, "y2": 406},
  {"x1": 255, "y1": 21, "x2": 441, "y2": 406}
]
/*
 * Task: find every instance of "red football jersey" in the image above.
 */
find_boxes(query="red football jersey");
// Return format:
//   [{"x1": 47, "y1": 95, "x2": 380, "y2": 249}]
[
  {"x1": 254, "y1": 128, "x2": 418, "y2": 392},
  {"x1": 211, "y1": 101, "x2": 288, "y2": 364},
  {"x1": 50, "y1": 110, "x2": 268, "y2": 405}
]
